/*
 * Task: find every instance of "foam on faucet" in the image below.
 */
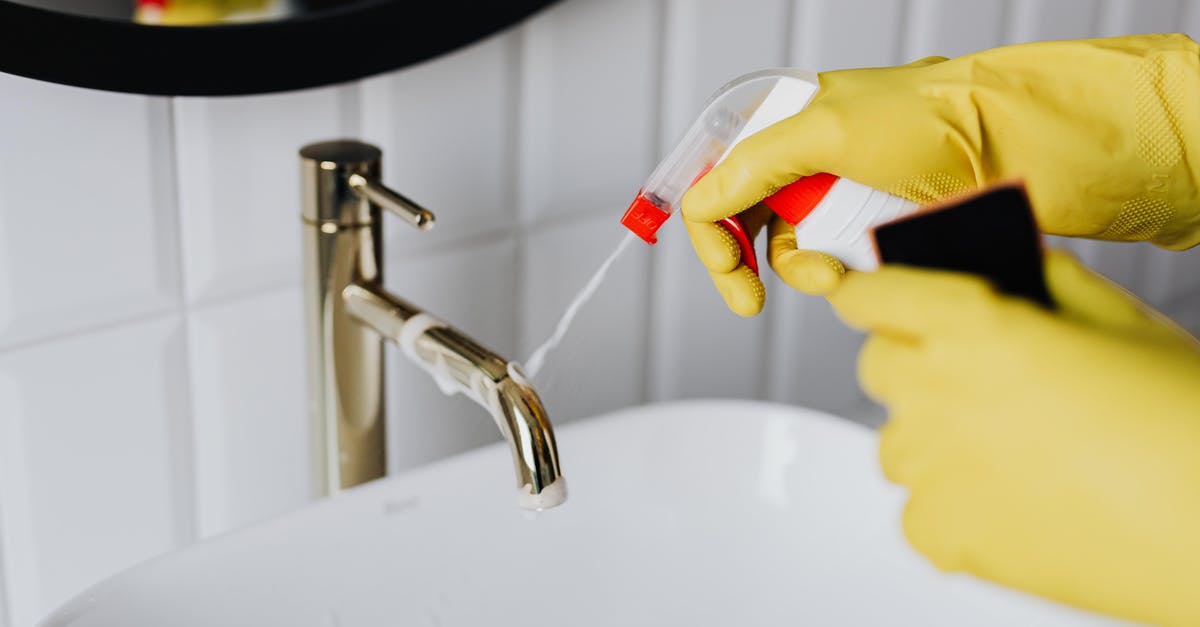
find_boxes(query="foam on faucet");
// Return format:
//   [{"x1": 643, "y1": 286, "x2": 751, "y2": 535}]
[
  {"x1": 518, "y1": 477, "x2": 568, "y2": 511},
  {"x1": 398, "y1": 312, "x2": 458, "y2": 396}
]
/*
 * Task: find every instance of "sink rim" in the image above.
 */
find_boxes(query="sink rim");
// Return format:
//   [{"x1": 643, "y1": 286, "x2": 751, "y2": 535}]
[
  {"x1": 41, "y1": 398, "x2": 873, "y2": 625},
  {"x1": 37, "y1": 399, "x2": 1124, "y2": 627}
]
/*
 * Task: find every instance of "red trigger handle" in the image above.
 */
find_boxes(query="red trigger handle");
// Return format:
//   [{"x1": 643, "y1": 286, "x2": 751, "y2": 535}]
[
  {"x1": 690, "y1": 163, "x2": 761, "y2": 275},
  {"x1": 718, "y1": 215, "x2": 759, "y2": 275},
  {"x1": 709, "y1": 173, "x2": 841, "y2": 277}
]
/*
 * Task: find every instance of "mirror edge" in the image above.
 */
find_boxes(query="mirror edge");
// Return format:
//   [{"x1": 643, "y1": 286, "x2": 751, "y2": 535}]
[{"x1": 0, "y1": 0, "x2": 561, "y2": 96}]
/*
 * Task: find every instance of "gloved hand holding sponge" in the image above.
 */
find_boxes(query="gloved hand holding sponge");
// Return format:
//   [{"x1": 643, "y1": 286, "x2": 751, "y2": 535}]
[
  {"x1": 682, "y1": 34, "x2": 1200, "y2": 313},
  {"x1": 830, "y1": 250, "x2": 1200, "y2": 626},
  {"x1": 677, "y1": 34, "x2": 1200, "y2": 626}
]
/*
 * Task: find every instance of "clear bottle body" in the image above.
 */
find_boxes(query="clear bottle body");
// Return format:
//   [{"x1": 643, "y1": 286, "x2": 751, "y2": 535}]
[{"x1": 622, "y1": 67, "x2": 919, "y2": 271}]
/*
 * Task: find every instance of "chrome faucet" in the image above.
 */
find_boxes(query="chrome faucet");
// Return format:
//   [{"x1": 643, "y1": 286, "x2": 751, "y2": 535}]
[{"x1": 299, "y1": 140, "x2": 566, "y2": 510}]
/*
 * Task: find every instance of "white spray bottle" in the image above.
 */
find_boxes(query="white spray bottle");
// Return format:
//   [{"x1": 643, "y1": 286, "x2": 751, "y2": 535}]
[{"x1": 620, "y1": 68, "x2": 918, "y2": 272}]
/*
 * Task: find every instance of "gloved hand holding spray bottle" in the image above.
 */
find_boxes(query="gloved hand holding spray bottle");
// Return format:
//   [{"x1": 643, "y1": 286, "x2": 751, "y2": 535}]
[{"x1": 620, "y1": 68, "x2": 917, "y2": 310}]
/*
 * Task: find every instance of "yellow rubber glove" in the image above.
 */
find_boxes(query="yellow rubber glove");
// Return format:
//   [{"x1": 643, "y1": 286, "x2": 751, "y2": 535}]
[
  {"x1": 828, "y1": 251, "x2": 1200, "y2": 627},
  {"x1": 683, "y1": 34, "x2": 1200, "y2": 316}
]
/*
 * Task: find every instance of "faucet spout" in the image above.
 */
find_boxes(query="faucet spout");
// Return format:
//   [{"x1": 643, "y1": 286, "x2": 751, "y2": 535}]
[
  {"x1": 343, "y1": 282, "x2": 566, "y2": 510},
  {"x1": 489, "y1": 375, "x2": 568, "y2": 510}
]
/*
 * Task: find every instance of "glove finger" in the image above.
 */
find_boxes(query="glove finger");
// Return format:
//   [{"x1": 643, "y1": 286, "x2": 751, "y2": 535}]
[
  {"x1": 686, "y1": 204, "x2": 772, "y2": 274},
  {"x1": 681, "y1": 104, "x2": 844, "y2": 223},
  {"x1": 879, "y1": 411, "x2": 949, "y2": 487},
  {"x1": 860, "y1": 334, "x2": 973, "y2": 487},
  {"x1": 902, "y1": 497, "x2": 964, "y2": 573},
  {"x1": 708, "y1": 264, "x2": 765, "y2": 317},
  {"x1": 1044, "y1": 249, "x2": 1145, "y2": 327},
  {"x1": 901, "y1": 473, "x2": 977, "y2": 573},
  {"x1": 879, "y1": 407, "x2": 974, "y2": 488},
  {"x1": 857, "y1": 333, "x2": 922, "y2": 404},
  {"x1": 878, "y1": 418, "x2": 918, "y2": 485},
  {"x1": 767, "y1": 216, "x2": 845, "y2": 295},
  {"x1": 829, "y1": 266, "x2": 996, "y2": 338},
  {"x1": 1045, "y1": 248, "x2": 1198, "y2": 345},
  {"x1": 904, "y1": 55, "x2": 950, "y2": 68},
  {"x1": 860, "y1": 335, "x2": 965, "y2": 487},
  {"x1": 685, "y1": 219, "x2": 742, "y2": 273}
]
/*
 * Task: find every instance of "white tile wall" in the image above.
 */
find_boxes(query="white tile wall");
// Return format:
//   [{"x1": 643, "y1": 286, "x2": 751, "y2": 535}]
[
  {"x1": 361, "y1": 31, "x2": 519, "y2": 254},
  {"x1": 5, "y1": 1, "x2": 1200, "y2": 624},
  {"x1": 174, "y1": 86, "x2": 349, "y2": 305},
  {"x1": 1098, "y1": 0, "x2": 1184, "y2": 37},
  {"x1": 521, "y1": 215, "x2": 651, "y2": 422},
  {"x1": 517, "y1": 0, "x2": 661, "y2": 222},
  {"x1": 902, "y1": 0, "x2": 1008, "y2": 60},
  {"x1": 187, "y1": 287, "x2": 308, "y2": 539},
  {"x1": 0, "y1": 317, "x2": 189, "y2": 626},
  {"x1": 0, "y1": 570, "x2": 7, "y2": 627},
  {"x1": 1141, "y1": 244, "x2": 1200, "y2": 309},
  {"x1": 1008, "y1": 0, "x2": 1100, "y2": 42},
  {"x1": 1185, "y1": 0, "x2": 1200, "y2": 35},
  {"x1": 793, "y1": 0, "x2": 906, "y2": 70},
  {"x1": 0, "y1": 74, "x2": 180, "y2": 352}
]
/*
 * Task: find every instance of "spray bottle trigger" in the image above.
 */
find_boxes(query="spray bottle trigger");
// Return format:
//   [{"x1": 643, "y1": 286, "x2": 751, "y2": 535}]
[
  {"x1": 715, "y1": 173, "x2": 839, "y2": 276},
  {"x1": 719, "y1": 215, "x2": 759, "y2": 275}
]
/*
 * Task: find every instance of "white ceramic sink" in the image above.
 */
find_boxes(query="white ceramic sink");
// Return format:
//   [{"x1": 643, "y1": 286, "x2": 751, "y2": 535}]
[{"x1": 42, "y1": 400, "x2": 1127, "y2": 626}]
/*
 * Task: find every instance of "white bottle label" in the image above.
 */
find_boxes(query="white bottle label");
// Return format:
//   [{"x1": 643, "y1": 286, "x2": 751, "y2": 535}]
[{"x1": 793, "y1": 178, "x2": 919, "y2": 271}]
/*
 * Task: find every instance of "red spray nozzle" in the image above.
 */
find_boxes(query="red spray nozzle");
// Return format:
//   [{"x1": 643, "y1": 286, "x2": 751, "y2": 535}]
[
  {"x1": 618, "y1": 69, "x2": 823, "y2": 273},
  {"x1": 621, "y1": 194, "x2": 671, "y2": 245}
]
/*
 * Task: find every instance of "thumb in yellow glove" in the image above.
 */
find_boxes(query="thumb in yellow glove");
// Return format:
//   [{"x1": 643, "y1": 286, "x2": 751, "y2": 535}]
[
  {"x1": 683, "y1": 34, "x2": 1200, "y2": 316},
  {"x1": 828, "y1": 251, "x2": 1200, "y2": 626}
]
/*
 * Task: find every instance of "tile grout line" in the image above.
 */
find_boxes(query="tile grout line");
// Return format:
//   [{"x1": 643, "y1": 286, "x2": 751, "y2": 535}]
[
  {"x1": 0, "y1": 452, "x2": 11, "y2": 627},
  {"x1": 765, "y1": 0, "x2": 817, "y2": 403},
  {"x1": 640, "y1": 0, "x2": 670, "y2": 406},
  {"x1": 337, "y1": 79, "x2": 363, "y2": 139},
  {"x1": 181, "y1": 280, "x2": 305, "y2": 314},
  {"x1": 0, "y1": 554, "x2": 9, "y2": 626},
  {"x1": 162, "y1": 95, "x2": 200, "y2": 549},
  {"x1": 756, "y1": 0, "x2": 803, "y2": 402},
  {"x1": 0, "y1": 80, "x2": 9, "y2": 623},
  {"x1": 852, "y1": 0, "x2": 915, "y2": 412},
  {"x1": 867, "y1": 0, "x2": 916, "y2": 412},
  {"x1": 503, "y1": 30, "x2": 525, "y2": 362},
  {"x1": 0, "y1": 306, "x2": 188, "y2": 357},
  {"x1": 997, "y1": 0, "x2": 1017, "y2": 44},
  {"x1": 0, "y1": 276, "x2": 312, "y2": 356},
  {"x1": 1094, "y1": 0, "x2": 1115, "y2": 37},
  {"x1": 512, "y1": 21, "x2": 537, "y2": 361},
  {"x1": 0, "y1": 402, "x2": 34, "y2": 627},
  {"x1": 897, "y1": 0, "x2": 916, "y2": 63}
]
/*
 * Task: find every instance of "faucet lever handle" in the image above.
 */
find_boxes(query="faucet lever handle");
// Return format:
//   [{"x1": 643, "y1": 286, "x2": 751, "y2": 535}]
[{"x1": 347, "y1": 174, "x2": 436, "y2": 231}]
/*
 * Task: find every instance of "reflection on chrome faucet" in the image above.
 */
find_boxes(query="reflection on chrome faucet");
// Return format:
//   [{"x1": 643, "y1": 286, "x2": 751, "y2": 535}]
[{"x1": 300, "y1": 140, "x2": 565, "y2": 510}]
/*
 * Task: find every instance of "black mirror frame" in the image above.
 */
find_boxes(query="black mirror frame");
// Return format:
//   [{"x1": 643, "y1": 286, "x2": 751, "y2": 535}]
[{"x1": 0, "y1": 0, "x2": 560, "y2": 96}]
